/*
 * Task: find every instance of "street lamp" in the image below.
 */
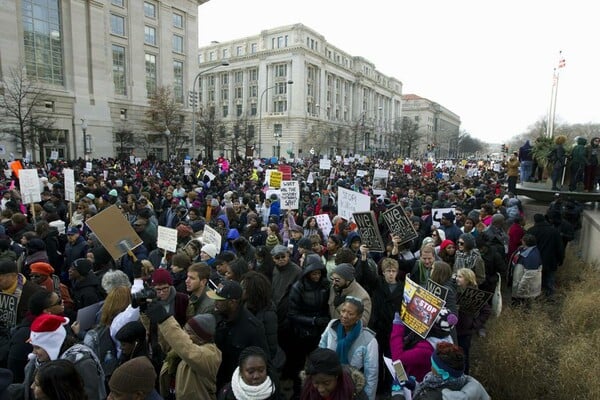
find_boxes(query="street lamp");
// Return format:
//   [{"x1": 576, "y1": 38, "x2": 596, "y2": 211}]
[
  {"x1": 164, "y1": 126, "x2": 171, "y2": 161},
  {"x1": 258, "y1": 80, "x2": 293, "y2": 158},
  {"x1": 190, "y1": 60, "x2": 229, "y2": 160},
  {"x1": 80, "y1": 119, "x2": 87, "y2": 159}
]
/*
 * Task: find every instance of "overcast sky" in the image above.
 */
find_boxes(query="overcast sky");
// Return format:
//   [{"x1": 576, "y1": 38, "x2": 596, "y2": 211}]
[{"x1": 198, "y1": 0, "x2": 600, "y2": 144}]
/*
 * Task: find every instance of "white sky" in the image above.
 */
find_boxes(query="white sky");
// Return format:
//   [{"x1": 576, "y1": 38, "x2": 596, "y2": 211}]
[{"x1": 198, "y1": 0, "x2": 600, "y2": 144}]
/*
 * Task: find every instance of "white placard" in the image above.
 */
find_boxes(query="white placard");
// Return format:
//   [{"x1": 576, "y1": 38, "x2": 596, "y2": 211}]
[
  {"x1": 157, "y1": 226, "x2": 178, "y2": 253},
  {"x1": 307, "y1": 172, "x2": 315, "y2": 184},
  {"x1": 204, "y1": 170, "x2": 216, "y2": 181},
  {"x1": 356, "y1": 170, "x2": 368, "y2": 177},
  {"x1": 432, "y1": 207, "x2": 455, "y2": 228},
  {"x1": 184, "y1": 166, "x2": 191, "y2": 176},
  {"x1": 19, "y1": 169, "x2": 41, "y2": 204},
  {"x1": 63, "y1": 168, "x2": 76, "y2": 202},
  {"x1": 129, "y1": 156, "x2": 135, "y2": 164},
  {"x1": 315, "y1": 214, "x2": 333, "y2": 237},
  {"x1": 253, "y1": 159, "x2": 261, "y2": 168},
  {"x1": 338, "y1": 187, "x2": 371, "y2": 222},
  {"x1": 50, "y1": 150, "x2": 59, "y2": 160},
  {"x1": 135, "y1": 157, "x2": 142, "y2": 165},
  {"x1": 85, "y1": 162, "x2": 92, "y2": 172},
  {"x1": 103, "y1": 170, "x2": 108, "y2": 180},
  {"x1": 319, "y1": 159, "x2": 331, "y2": 170},
  {"x1": 335, "y1": 156, "x2": 342, "y2": 162},
  {"x1": 202, "y1": 224, "x2": 222, "y2": 254},
  {"x1": 280, "y1": 181, "x2": 299, "y2": 210}
]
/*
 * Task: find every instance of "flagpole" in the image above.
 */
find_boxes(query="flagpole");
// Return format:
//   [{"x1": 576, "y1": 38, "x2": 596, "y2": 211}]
[
  {"x1": 550, "y1": 71, "x2": 559, "y2": 138},
  {"x1": 548, "y1": 50, "x2": 565, "y2": 138},
  {"x1": 546, "y1": 69, "x2": 556, "y2": 138}
]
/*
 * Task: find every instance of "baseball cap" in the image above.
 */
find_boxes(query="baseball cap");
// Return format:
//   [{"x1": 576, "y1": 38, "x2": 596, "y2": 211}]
[{"x1": 206, "y1": 280, "x2": 242, "y2": 301}]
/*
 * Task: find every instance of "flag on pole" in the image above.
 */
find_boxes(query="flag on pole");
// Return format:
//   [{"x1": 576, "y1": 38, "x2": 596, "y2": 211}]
[{"x1": 558, "y1": 51, "x2": 566, "y2": 68}]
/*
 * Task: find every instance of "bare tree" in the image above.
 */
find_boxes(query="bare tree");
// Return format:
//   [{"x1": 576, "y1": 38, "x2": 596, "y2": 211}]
[
  {"x1": 398, "y1": 117, "x2": 421, "y2": 157},
  {"x1": 143, "y1": 86, "x2": 187, "y2": 160},
  {"x1": 197, "y1": 107, "x2": 226, "y2": 162},
  {"x1": 0, "y1": 65, "x2": 56, "y2": 158},
  {"x1": 114, "y1": 125, "x2": 135, "y2": 160}
]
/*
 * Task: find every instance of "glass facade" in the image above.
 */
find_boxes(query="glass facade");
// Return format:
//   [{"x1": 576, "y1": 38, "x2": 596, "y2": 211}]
[{"x1": 22, "y1": 0, "x2": 64, "y2": 85}]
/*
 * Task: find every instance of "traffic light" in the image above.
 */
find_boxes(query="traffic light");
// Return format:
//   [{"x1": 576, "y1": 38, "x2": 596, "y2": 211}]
[
  {"x1": 501, "y1": 144, "x2": 507, "y2": 153},
  {"x1": 427, "y1": 144, "x2": 431, "y2": 151},
  {"x1": 188, "y1": 90, "x2": 198, "y2": 107}
]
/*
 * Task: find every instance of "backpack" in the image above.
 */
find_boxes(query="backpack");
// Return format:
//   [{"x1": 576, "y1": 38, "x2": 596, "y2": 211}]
[{"x1": 84, "y1": 324, "x2": 119, "y2": 377}]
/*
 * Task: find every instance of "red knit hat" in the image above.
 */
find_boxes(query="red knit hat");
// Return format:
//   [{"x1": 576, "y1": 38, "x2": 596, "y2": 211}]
[
  {"x1": 440, "y1": 239, "x2": 455, "y2": 251},
  {"x1": 151, "y1": 268, "x2": 173, "y2": 286},
  {"x1": 29, "y1": 314, "x2": 69, "y2": 361},
  {"x1": 30, "y1": 262, "x2": 54, "y2": 276}
]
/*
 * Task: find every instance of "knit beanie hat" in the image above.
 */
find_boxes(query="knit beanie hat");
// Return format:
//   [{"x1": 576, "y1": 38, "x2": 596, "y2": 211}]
[
  {"x1": 29, "y1": 315, "x2": 69, "y2": 361},
  {"x1": 151, "y1": 268, "x2": 173, "y2": 286},
  {"x1": 430, "y1": 308, "x2": 458, "y2": 336},
  {"x1": 109, "y1": 356, "x2": 156, "y2": 395},
  {"x1": 115, "y1": 321, "x2": 147, "y2": 344},
  {"x1": 26, "y1": 238, "x2": 46, "y2": 253},
  {"x1": 492, "y1": 198, "x2": 503, "y2": 207},
  {"x1": 200, "y1": 243, "x2": 218, "y2": 258},
  {"x1": 458, "y1": 233, "x2": 475, "y2": 251},
  {"x1": 492, "y1": 213, "x2": 505, "y2": 224},
  {"x1": 30, "y1": 262, "x2": 54, "y2": 276},
  {"x1": 305, "y1": 348, "x2": 342, "y2": 376},
  {"x1": 265, "y1": 234, "x2": 279, "y2": 248},
  {"x1": 441, "y1": 211, "x2": 455, "y2": 222},
  {"x1": 431, "y1": 342, "x2": 465, "y2": 379},
  {"x1": 186, "y1": 313, "x2": 216, "y2": 342},
  {"x1": 297, "y1": 237, "x2": 312, "y2": 250},
  {"x1": 108, "y1": 189, "x2": 118, "y2": 197},
  {"x1": 440, "y1": 240, "x2": 454, "y2": 251},
  {"x1": 333, "y1": 263, "x2": 355, "y2": 281},
  {"x1": 72, "y1": 258, "x2": 92, "y2": 276}
]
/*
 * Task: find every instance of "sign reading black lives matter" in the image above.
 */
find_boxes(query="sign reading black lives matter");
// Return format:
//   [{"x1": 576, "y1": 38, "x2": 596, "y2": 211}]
[
  {"x1": 381, "y1": 205, "x2": 419, "y2": 245},
  {"x1": 352, "y1": 211, "x2": 385, "y2": 252},
  {"x1": 457, "y1": 287, "x2": 493, "y2": 315}
]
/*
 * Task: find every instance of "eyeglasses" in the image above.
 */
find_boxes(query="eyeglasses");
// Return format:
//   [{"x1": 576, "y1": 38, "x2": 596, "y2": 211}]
[{"x1": 154, "y1": 286, "x2": 170, "y2": 292}]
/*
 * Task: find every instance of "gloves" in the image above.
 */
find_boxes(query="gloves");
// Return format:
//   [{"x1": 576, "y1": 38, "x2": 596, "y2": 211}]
[
  {"x1": 393, "y1": 311, "x2": 403, "y2": 325},
  {"x1": 314, "y1": 317, "x2": 330, "y2": 327},
  {"x1": 145, "y1": 302, "x2": 170, "y2": 324},
  {"x1": 403, "y1": 376, "x2": 417, "y2": 391}
]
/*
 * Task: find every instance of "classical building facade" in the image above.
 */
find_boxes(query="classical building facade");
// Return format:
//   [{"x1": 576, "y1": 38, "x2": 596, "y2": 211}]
[
  {"x1": 0, "y1": 0, "x2": 205, "y2": 161},
  {"x1": 401, "y1": 94, "x2": 461, "y2": 159},
  {"x1": 197, "y1": 23, "x2": 403, "y2": 158}
]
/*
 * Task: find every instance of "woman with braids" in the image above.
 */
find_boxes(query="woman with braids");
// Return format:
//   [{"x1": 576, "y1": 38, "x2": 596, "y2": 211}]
[
  {"x1": 31, "y1": 359, "x2": 87, "y2": 400},
  {"x1": 300, "y1": 348, "x2": 367, "y2": 400},
  {"x1": 218, "y1": 346, "x2": 283, "y2": 400}
]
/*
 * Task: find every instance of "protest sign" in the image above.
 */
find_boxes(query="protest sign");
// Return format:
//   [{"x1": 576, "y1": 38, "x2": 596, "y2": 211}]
[
  {"x1": 457, "y1": 287, "x2": 493, "y2": 316},
  {"x1": 269, "y1": 171, "x2": 283, "y2": 188},
  {"x1": 352, "y1": 211, "x2": 385, "y2": 252},
  {"x1": 18, "y1": 169, "x2": 41, "y2": 204},
  {"x1": 381, "y1": 205, "x2": 419, "y2": 245},
  {"x1": 50, "y1": 150, "x2": 59, "y2": 160},
  {"x1": 63, "y1": 168, "x2": 76, "y2": 202},
  {"x1": 129, "y1": 155, "x2": 135, "y2": 164},
  {"x1": 426, "y1": 279, "x2": 449, "y2": 301},
  {"x1": 307, "y1": 172, "x2": 315, "y2": 184},
  {"x1": 319, "y1": 159, "x2": 331, "y2": 170},
  {"x1": 373, "y1": 169, "x2": 389, "y2": 195},
  {"x1": 76, "y1": 301, "x2": 103, "y2": 331},
  {"x1": 356, "y1": 170, "x2": 368, "y2": 177},
  {"x1": 278, "y1": 165, "x2": 292, "y2": 180},
  {"x1": 401, "y1": 276, "x2": 446, "y2": 338},
  {"x1": 204, "y1": 170, "x2": 216, "y2": 181},
  {"x1": 280, "y1": 181, "x2": 299, "y2": 210},
  {"x1": 85, "y1": 161, "x2": 92, "y2": 172},
  {"x1": 202, "y1": 224, "x2": 222, "y2": 254},
  {"x1": 0, "y1": 293, "x2": 18, "y2": 328},
  {"x1": 157, "y1": 226, "x2": 178, "y2": 253},
  {"x1": 315, "y1": 214, "x2": 333, "y2": 237},
  {"x1": 338, "y1": 187, "x2": 370, "y2": 222},
  {"x1": 432, "y1": 207, "x2": 455, "y2": 228},
  {"x1": 86, "y1": 205, "x2": 143, "y2": 260},
  {"x1": 453, "y1": 167, "x2": 467, "y2": 183}
]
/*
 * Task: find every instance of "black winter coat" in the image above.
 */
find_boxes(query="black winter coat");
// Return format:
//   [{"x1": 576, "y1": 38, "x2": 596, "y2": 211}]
[
  {"x1": 64, "y1": 236, "x2": 88, "y2": 270},
  {"x1": 526, "y1": 221, "x2": 564, "y2": 272},
  {"x1": 288, "y1": 265, "x2": 330, "y2": 339},
  {"x1": 369, "y1": 277, "x2": 403, "y2": 355},
  {"x1": 478, "y1": 245, "x2": 507, "y2": 293},
  {"x1": 70, "y1": 273, "x2": 102, "y2": 310}
]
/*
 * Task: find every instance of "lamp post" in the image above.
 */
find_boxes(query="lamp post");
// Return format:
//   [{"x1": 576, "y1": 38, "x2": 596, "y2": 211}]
[
  {"x1": 190, "y1": 60, "x2": 229, "y2": 160},
  {"x1": 164, "y1": 126, "x2": 171, "y2": 161},
  {"x1": 258, "y1": 80, "x2": 293, "y2": 158},
  {"x1": 80, "y1": 119, "x2": 87, "y2": 159}
]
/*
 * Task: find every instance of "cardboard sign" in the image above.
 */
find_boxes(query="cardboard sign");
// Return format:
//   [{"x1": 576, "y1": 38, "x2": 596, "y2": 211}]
[
  {"x1": 269, "y1": 171, "x2": 283, "y2": 188},
  {"x1": 18, "y1": 169, "x2": 41, "y2": 204},
  {"x1": 432, "y1": 207, "x2": 455, "y2": 228},
  {"x1": 457, "y1": 287, "x2": 493, "y2": 316},
  {"x1": 319, "y1": 159, "x2": 332, "y2": 170},
  {"x1": 352, "y1": 211, "x2": 385, "y2": 252},
  {"x1": 280, "y1": 181, "x2": 299, "y2": 210},
  {"x1": 381, "y1": 205, "x2": 419, "y2": 245},
  {"x1": 85, "y1": 205, "x2": 143, "y2": 260},
  {"x1": 426, "y1": 279, "x2": 449, "y2": 301},
  {"x1": 157, "y1": 226, "x2": 178, "y2": 253},
  {"x1": 401, "y1": 276, "x2": 446, "y2": 338},
  {"x1": 278, "y1": 165, "x2": 292, "y2": 181},
  {"x1": 63, "y1": 168, "x2": 76, "y2": 202},
  {"x1": 202, "y1": 224, "x2": 222, "y2": 254},
  {"x1": 338, "y1": 187, "x2": 370, "y2": 222},
  {"x1": 0, "y1": 293, "x2": 18, "y2": 328},
  {"x1": 373, "y1": 169, "x2": 389, "y2": 195},
  {"x1": 315, "y1": 214, "x2": 333, "y2": 237}
]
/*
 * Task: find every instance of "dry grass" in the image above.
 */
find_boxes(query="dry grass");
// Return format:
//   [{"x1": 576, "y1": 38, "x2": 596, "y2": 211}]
[{"x1": 471, "y1": 245, "x2": 600, "y2": 400}]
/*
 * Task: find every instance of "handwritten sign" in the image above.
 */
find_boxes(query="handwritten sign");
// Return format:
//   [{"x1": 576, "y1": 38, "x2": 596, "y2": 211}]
[
  {"x1": 63, "y1": 168, "x2": 76, "y2": 202},
  {"x1": 338, "y1": 187, "x2": 370, "y2": 222},
  {"x1": 356, "y1": 170, "x2": 368, "y2": 177},
  {"x1": 319, "y1": 159, "x2": 332, "y2": 170},
  {"x1": 278, "y1": 165, "x2": 292, "y2": 181},
  {"x1": 269, "y1": 171, "x2": 283, "y2": 188},
  {"x1": 381, "y1": 205, "x2": 419, "y2": 245},
  {"x1": 202, "y1": 224, "x2": 222, "y2": 254},
  {"x1": 432, "y1": 208, "x2": 455, "y2": 228},
  {"x1": 0, "y1": 293, "x2": 18, "y2": 328},
  {"x1": 157, "y1": 226, "x2": 178, "y2": 253},
  {"x1": 457, "y1": 287, "x2": 493, "y2": 316},
  {"x1": 18, "y1": 169, "x2": 41, "y2": 204},
  {"x1": 315, "y1": 214, "x2": 333, "y2": 237},
  {"x1": 401, "y1": 276, "x2": 446, "y2": 338},
  {"x1": 352, "y1": 211, "x2": 385, "y2": 252},
  {"x1": 280, "y1": 181, "x2": 299, "y2": 210}
]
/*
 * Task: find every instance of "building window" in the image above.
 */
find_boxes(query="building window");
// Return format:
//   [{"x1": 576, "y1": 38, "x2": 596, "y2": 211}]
[
  {"x1": 234, "y1": 87, "x2": 243, "y2": 99},
  {"x1": 222, "y1": 48, "x2": 229, "y2": 59},
  {"x1": 274, "y1": 100, "x2": 287, "y2": 112},
  {"x1": 234, "y1": 71, "x2": 243, "y2": 83},
  {"x1": 112, "y1": 45, "x2": 127, "y2": 95},
  {"x1": 251, "y1": 43, "x2": 257, "y2": 53},
  {"x1": 222, "y1": 105, "x2": 228, "y2": 117},
  {"x1": 248, "y1": 124, "x2": 255, "y2": 138},
  {"x1": 22, "y1": 0, "x2": 64, "y2": 85},
  {"x1": 112, "y1": 0, "x2": 124, "y2": 7},
  {"x1": 144, "y1": 26, "x2": 156, "y2": 45},
  {"x1": 172, "y1": 12, "x2": 183, "y2": 28},
  {"x1": 221, "y1": 73, "x2": 228, "y2": 85},
  {"x1": 110, "y1": 13, "x2": 125, "y2": 36},
  {"x1": 249, "y1": 68, "x2": 258, "y2": 81},
  {"x1": 250, "y1": 103, "x2": 257, "y2": 116},
  {"x1": 249, "y1": 85, "x2": 257, "y2": 98},
  {"x1": 144, "y1": 2, "x2": 156, "y2": 18},
  {"x1": 236, "y1": 46, "x2": 243, "y2": 56},
  {"x1": 236, "y1": 104, "x2": 242, "y2": 117},
  {"x1": 209, "y1": 51, "x2": 215, "y2": 61},
  {"x1": 145, "y1": 53, "x2": 157, "y2": 97},
  {"x1": 207, "y1": 75, "x2": 215, "y2": 86},
  {"x1": 120, "y1": 108, "x2": 128, "y2": 119},
  {"x1": 172, "y1": 34, "x2": 183, "y2": 53},
  {"x1": 221, "y1": 88, "x2": 229, "y2": 101},
  {"x1": 275, "y1": 82, "x2": 287, "y2": 95},
  {"x1": 274, "y1": 64, "x2": 287, "y2": 78},
  {"x1": 173, "y1": 60, "x2": 184, "y2": 103},
  {"x1": 208, "y1": 89, "x2": 215, "y2": 101}
]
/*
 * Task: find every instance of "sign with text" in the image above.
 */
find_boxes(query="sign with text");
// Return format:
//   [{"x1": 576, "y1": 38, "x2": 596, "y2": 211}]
[
  {"x1": 0, "y1": 293, "x2": 18, "y2": 329},
  {"x1": 278, "y1": 165, "x2": 292, "y2": 181},
  {"x1": 63, "y1": 168, "x2": 76, "y2": 202},
  {"x1": 86, "y1": 205, "x2": 143, "y2": 260},
  {"x1": 401, "y1": 276, "x2": 446, "y2": 338},
  {"x1": 373, "y1": 169, "x2": 389, "y2": 196},
  {"x1": 338, "y1": 187, "x2": 370, "y2": 222},
  {"x1": 157, "y1": 226, "x2": 178, "y2": 253},
  {"x1": 269, "y1": 171, "x2": 283, "y2": 188},
  {"x1": 426, "y1": 279, "x2": 449, "y2": 301},
  {"x1": 432, "y1": 207, "x2": 455, "y2": 228},
  {"x1": 18, "y1": 169, "x2": 41, "y2": 204},
  {"x1": 319, "y1": 159, "x2": 332, "y2": 170},
  {"x1": 201, "y1": 224, "x2": 222, "y2": 254},
  {"x1": 457, "y1": 287, "x2": 493, "y2": 316},
  {"x1": 315, "y1": 214, "x2": 333, "y2": 237},
  {"x1": 381, "y1": 205, "x2": 419, "y2": 245},
  {"x1": 356, "y1": 170, "x2": 368, "y2": 177},
  {"x1": 352, "y1": 211, "x2": 385, "y2": 252},
  {"x1": 280, "y1": 181, "x2": 299, "y2": 210}
]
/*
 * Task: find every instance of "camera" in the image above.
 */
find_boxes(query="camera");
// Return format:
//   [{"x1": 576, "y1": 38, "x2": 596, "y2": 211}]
[{"x1": 131, "y1": 287, "x2": 157, "y2": 311}]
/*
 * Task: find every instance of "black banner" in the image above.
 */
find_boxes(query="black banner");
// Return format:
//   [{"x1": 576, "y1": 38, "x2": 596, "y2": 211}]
[
  {"x1": 352, "y1": 211, "x2": 385, "y2": 252},
  {"x1": 426, "y1": 279, "x2": 449, "y2": 301},
  {"x1": 457, "y1": 287, "x2": 493, "y2": 315},
  {"x1": 381, "y1": 205, "x2": 419, "y2": 245}
]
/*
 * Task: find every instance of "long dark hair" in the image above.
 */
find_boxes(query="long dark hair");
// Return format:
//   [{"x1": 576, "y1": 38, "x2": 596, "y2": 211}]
[
  {"x1": 241, "y1": 271, "x2": 272, "y2": 313},
  {"x1": 35, "y1": 359, "x2": 87, "y2": 400}
]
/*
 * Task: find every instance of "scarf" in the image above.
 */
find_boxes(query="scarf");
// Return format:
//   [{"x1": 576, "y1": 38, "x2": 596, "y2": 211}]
[
  {"x1": 336, "y1": 320, "x2": 362, "y2": 365},
  {"x1": 231, "y1": 366, "x2": 275, "y2": 400},
  {"x1": 412, "y1": 371, "x2": 467, "y2": 398},
  {"x1": 454, "y1": 248, "x2": 481, "y2": 270}
]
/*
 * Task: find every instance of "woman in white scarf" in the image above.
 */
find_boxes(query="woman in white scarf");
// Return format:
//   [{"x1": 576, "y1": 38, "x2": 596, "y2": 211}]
[{"x1": 218, "y1": 346, "x2": 282, "y2": 400}]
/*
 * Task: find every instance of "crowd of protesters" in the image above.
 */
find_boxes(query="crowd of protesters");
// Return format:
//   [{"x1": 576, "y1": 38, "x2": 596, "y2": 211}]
[{"x1": 0, "y1": 146, "x2": 586, "y2": 400}]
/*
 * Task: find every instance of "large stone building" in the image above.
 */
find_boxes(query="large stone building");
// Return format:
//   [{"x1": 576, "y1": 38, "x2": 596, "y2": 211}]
[
  {"x1": 0, "y1": 0, "x2": 205, "y2": 161},
  {"x1": 197, "y1": 23, "x2": 403, "y2": 158},
  {"x1": 401, "y1": 94, "x2": 461, "y2": 158}
]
